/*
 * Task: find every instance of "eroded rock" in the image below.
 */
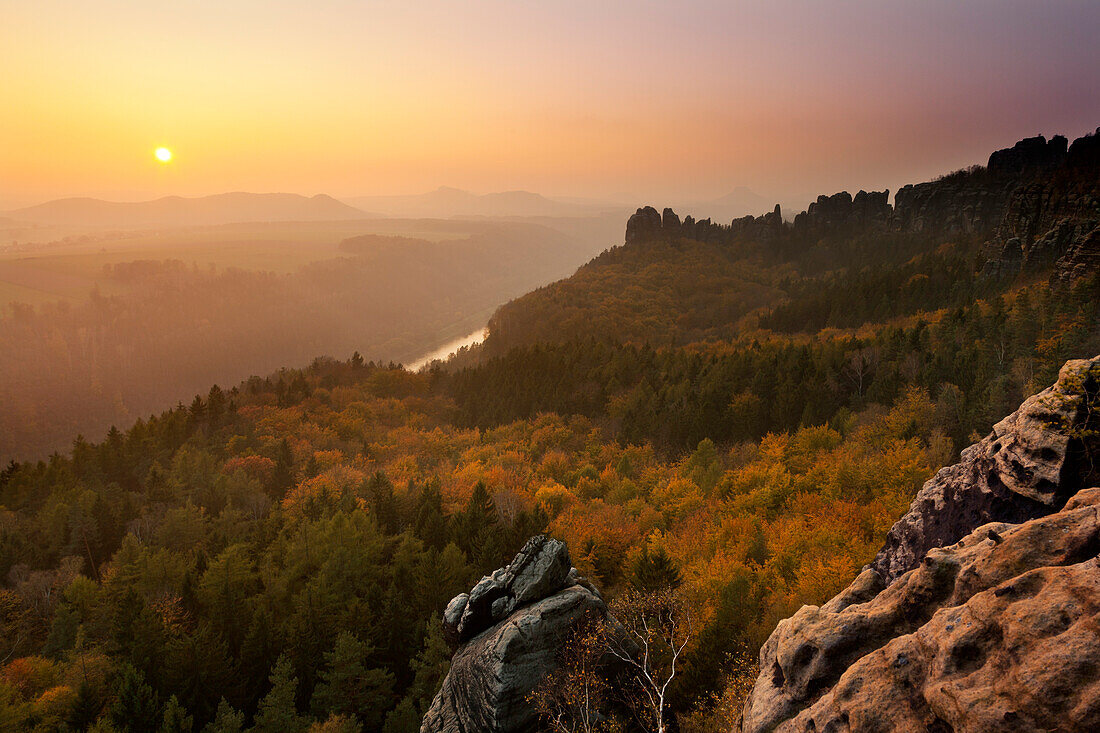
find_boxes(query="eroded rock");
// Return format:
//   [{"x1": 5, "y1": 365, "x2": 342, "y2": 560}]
[
  {"x1": 424, "y1": 536, "x2": 607, "y2": 733},
  {"x1": 871, "y1": 354, "x2": 1100, "y2": 584},
  {"x1": 742, "y1": 488, "x2": 1100, "y2": 732},
  {"x1": 444, "y1": 535, "x2": 574, "y2": 646},
  {"x1": 740, "y1": 356, "x2": 1100, "y2": 733},
  {"x1": 625, "y1": 206, "x2": 663, "y2": 245}
]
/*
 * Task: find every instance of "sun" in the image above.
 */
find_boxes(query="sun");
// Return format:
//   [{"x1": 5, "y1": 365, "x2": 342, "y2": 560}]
[{"x1": 155, "y1": 147, "x2": 173, "y2": 163}]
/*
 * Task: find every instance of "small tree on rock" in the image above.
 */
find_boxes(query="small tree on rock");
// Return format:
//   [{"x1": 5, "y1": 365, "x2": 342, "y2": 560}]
[
  {"x1": 605, "y1": 588, "x2": 693, "y2": 733},
  {"x1": 528, "y1": 611, "x2": 609, "y2": 733}
]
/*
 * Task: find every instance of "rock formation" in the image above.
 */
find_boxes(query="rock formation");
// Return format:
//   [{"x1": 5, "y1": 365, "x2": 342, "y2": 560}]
[
  {"x1": 623, "y1": 130, "x2": 1098, "y2": 287},
  {"x1": 741, "y1": 355, "x2": 1100, "y2": 733},
  {"x1": 893, "y1": 173, "x2": 1012, "y2": 237},
  {"x1": 986, "y1": 134, "x2": 1068, "y2": 176},
  {"x1": 792, "y1": 190, "x2": 891, "y2": 234},
  {"x1": 421, "y1": 536, "x2": 607, "y2": 733},
  {"x1": 872, "y1": 355, "x2": 1100, "y2": 583},
  {"x1": 625, "y1": 206, "x2": 663, "y2": 245},
  {"x1": 1053, "y1": 223, "x2": 1100, "y2": 286}
]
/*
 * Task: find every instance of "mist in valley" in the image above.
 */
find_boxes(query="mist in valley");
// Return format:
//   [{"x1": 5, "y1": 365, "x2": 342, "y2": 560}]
[{"x1": 0, "y1": 199, "x2": 621, "y2": 461}]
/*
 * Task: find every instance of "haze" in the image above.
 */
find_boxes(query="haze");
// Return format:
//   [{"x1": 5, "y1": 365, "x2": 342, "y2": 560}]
[{"x1": 3, "y1": 0, "x2": 1099, "y2": 209}]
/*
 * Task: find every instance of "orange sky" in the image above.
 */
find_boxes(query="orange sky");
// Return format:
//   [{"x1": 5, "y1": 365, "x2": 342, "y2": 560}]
[{"x1": 2, "y1": 0, "x2": 1099, "y2": 209}]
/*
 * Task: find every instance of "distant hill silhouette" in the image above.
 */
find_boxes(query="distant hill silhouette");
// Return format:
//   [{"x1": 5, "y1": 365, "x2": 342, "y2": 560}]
[
  {"x1": 347, "y1": 186, "x2": 619, "y2": 218},
  {"x1": 4, "y1": 192, "x2": 369, "y2": 227}
]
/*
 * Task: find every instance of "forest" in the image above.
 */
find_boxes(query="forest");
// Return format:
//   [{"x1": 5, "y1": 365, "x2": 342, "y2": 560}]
[
  {"x1": 2, "y1": 258, "x2": 1097, "y2": 731},
  {"x1": 0, "y1": 353, "x2": 953, "y2": 732}
]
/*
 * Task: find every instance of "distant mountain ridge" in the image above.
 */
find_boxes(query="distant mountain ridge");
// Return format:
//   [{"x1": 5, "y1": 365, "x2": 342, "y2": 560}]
[
  {"x1": 4, "y1": 192, "x2": 369, "y2": 228},
  {"x1": 346, "y1": 186, "x2": 622, "y2": 218}
]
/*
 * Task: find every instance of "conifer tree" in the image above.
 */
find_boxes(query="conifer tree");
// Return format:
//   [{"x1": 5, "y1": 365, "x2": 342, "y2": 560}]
[
  {"x1": 202, "y1": 699, "x2": 244, "y2": 733},
  {"x1": 311, "y1": 632, "x2": 394, "y2": 730},
  {"x1": 252, "y1": 655, "x2": 306, "y2": 733},
  {"x1": 160, "y1": 695, "x2": 194, "y2": 733},
  {"x1": 109, "y1": 665, "x2": 160, "y2": 732}
]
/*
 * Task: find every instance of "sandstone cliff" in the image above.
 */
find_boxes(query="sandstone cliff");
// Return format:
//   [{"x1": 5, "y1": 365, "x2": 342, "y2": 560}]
[
  {"x1": 792, "y1": 190, "x2": 891, "y2": 234},
  {"x1": 625, "y1": 129, "x2": 1100, "y2": 285},
  {"x1": 740, "y1": 355, "x2": 1100, "y2": 733}
]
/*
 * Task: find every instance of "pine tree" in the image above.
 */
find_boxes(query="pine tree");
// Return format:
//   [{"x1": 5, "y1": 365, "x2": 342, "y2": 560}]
[
  {"x1": 366, "y1": 473, "x2": 399, "y2": 534},
  {"x1": 160, "y1": 695, "x2": 194, "y2": 733},
  {"x1": 252, "y1": 655, "x2": 306, "y2": 733},
  {"x1": 189, "y1": 395, "x2": 207, "y2": 424},
  {"x1": 381, "y1": 699, "x2": 420, "y2": 733},
  {"x1": 413, "y1": 482, "x2": 447, "y2": 550},
  {"x1": 405, "y1": 615, "x2": 450, "y2": 715},
  {"x1": 311, "y1": 632, "x2": 394, "y2": 730},
  {"x1": 453, "y1": 481, "x2": 500, "y2": 563},
  {"x1": 201, "y1": 699, "x2": 244, "y2": 733},
  {"x1": 207, "y1": 386, "x2": 227, "y2": 424},
  {"x1": 109, "y1": 665, "x2": 160, "y2": 732},
  {"x1": 269, "y1": 439, "x2": 295, "y2": 499},
  {"x1": 630, "y1": 546, "x2": 682, "y2": 591},
  {"x1": 70, "y1": 679, "x2": 106, "y2": 732}
]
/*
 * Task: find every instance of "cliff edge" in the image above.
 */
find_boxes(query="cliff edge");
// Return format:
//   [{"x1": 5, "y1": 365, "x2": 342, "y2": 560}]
[{"x1": 740, "y1": 355, "x2": 1100, "y2": 732}]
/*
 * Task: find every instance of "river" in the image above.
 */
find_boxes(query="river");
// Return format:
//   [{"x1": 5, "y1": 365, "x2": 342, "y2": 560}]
[{"x1": 406, "y1": 326, "x2": 488, "y2": 371}]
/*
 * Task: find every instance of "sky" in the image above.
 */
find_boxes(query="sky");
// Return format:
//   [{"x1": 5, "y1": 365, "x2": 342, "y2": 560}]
[{"x1": 2, "y1": 0, "x2": 1099, "y2": 210}]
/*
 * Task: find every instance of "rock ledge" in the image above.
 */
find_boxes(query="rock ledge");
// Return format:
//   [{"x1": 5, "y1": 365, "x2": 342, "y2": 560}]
[{"x1": 741, "y1": 355, "x2": 1100, "y2": 733}]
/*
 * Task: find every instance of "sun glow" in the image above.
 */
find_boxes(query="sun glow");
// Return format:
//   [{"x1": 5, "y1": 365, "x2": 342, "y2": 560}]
[{"x1": 155, "y1": 147, "x2": 173, "y2": 163}]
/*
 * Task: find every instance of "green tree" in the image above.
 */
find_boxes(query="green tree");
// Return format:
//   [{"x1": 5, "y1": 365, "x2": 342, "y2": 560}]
[
  {"x1": 252, "y1": 655, "x2": 306, "y2": 733},
  {"x1": 160, "y1": 695, "x2": 194, "y2": 733},
  {"x1": 70, "y1": 679, "x2": 107, "y2": 732},
  {"x1": 629, "y1": 546, "x2": 682, "y2": 591},
  {"x1": 201, "y1": 699, "x2": 244, "y2": 733},
  {"x1": 109, "y1": 665, "x2": 160, "y2": 732},
  {"x1": 365, "y1": 473, "x2": 399, "y2": 535},
  {"x1": 197, "y1": 544, "x2": 258, "y2": 653},
  {"x1": 402, "y1": 614, "x2": 450, "y2": 717},
  {"x1": 311, "y1": 632, "x2": 395, "y2": 730},
  {"x1": 413, "y1": 482, "x2": 447, "y2": 550}
]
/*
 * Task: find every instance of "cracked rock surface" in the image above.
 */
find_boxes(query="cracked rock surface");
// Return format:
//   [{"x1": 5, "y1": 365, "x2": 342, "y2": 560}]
[
  {"x1": 741, "y1": 355, "x2": 1100, "y2": 733},
  {"x1": 422, "y1": 536, "x2": 605, "y2": 733}
]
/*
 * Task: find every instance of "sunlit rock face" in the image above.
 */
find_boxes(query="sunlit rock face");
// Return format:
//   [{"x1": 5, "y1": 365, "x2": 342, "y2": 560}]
[
  {"x1": 740, "y1": 355, "x2": 1100, "y2": 733},
  {"x1": 421, "y1": 536, "x2": 606, "y2": 733},
  {"x1": 872, "y1": 355, "x2": 1100, "y2": 583}
]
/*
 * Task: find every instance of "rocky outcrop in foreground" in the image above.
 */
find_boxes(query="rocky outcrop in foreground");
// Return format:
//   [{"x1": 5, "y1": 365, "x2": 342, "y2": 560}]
[
  {"x1": 421, "y1": 536, "x2": 606, "y2": 733},
  {"x1": 872, "y1": 355, "x2": 1100, "y2": 583},
  {"x1": 741, "y1": 355, "x2": 1100, "y2": 733}
]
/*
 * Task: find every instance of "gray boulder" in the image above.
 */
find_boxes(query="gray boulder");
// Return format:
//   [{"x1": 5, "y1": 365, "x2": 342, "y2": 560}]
[
  {"x1": 422, "y1": 584, "x2": 605, "y2": 733},
  {"x1": 445, "y1": 535, "x2": 574, "y2": 645},
  {"x1": 424, "y1": 536, "x2": 607, "y2": 733}
]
